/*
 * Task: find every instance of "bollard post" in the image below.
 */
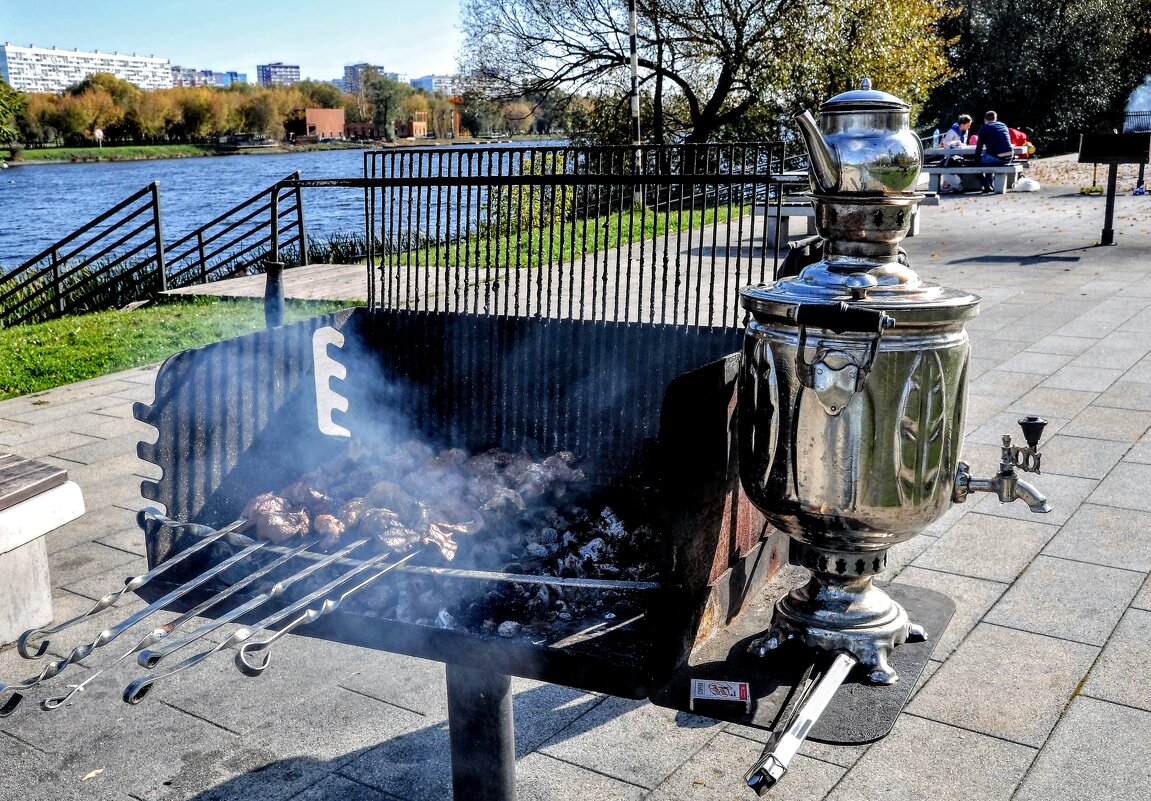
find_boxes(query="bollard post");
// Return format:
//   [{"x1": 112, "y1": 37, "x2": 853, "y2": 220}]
[{"x1": 264, "y1": 261, "x2": 285, "y2": 329}]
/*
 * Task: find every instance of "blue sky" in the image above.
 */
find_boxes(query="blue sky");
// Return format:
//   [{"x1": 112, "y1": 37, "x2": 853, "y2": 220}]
[{"x1": 2, "y1": 0, "x2": 463, "y2": 80}]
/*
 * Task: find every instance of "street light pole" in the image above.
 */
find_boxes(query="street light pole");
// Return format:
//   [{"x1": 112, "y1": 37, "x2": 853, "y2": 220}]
[{"x1": 629, "y1": 0, "x2": 643, "y2": 207}]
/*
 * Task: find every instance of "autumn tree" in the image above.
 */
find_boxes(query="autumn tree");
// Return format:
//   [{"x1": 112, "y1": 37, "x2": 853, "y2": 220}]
[
  {"x1": 0, "y1": 80, "x2": 25, "y2": 149},
  {"x1": 461, "y1": 0, "x2": 953, "y2": 143},
  {"x1": 925, "y1": 0, "x2": 1148, "y2": 148},
  {"x1": 16, "y1": 92, "x2": 56, "y2": 146},
  {"x1": 367, "y1": 75, "x2": 413, "y2": 141}
]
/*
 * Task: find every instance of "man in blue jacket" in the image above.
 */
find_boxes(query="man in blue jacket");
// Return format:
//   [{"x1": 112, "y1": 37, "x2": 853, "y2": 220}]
[{"x1": 973, "y1": 110, "x2": 1014, "y2": 193}]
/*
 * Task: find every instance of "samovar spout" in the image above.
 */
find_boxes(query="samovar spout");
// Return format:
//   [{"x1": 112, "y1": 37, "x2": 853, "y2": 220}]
[{"x1": 953, "y1": 417, "x2": 1053, "y2": 514}]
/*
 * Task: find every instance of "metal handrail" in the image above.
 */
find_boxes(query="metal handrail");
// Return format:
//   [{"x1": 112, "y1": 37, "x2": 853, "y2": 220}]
[{"x1": 1, "y1": 173, "x2": 307, "y2": 327}]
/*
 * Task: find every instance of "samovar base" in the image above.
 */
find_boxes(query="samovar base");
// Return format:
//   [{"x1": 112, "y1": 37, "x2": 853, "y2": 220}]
[{"x1": 749, "y1": 573, "x2": 926, "y2": 685}]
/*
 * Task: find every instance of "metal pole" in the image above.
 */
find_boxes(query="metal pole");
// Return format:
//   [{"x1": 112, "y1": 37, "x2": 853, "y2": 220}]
[
  {"x1": 293, "y1": 171, "x2": 308, "y2": 265},
  {"x1": 445, "y1": 663, "x2": 516, "y2": 801},
  {"x1": 1101, "y1": 163, "x2": 1118, "y2": 245},
  {"x1": 270, "y1": 185, "x2": 280, "y2": 263},
  {"x1": 197, "y1": 232, "x2": 208, "y2": 284},
  {"x1": 151, "y1": 182, "x2": 167, "y2": 292},
  {"x1": 629, "y1": 0, "x2": 642, "y2": 207},
  {"x1": 51, "y1": 248, "x2": 64, "y2": 314},
  {"x1": 264, "y1": 261, "x2": 284, "y2": 328}
]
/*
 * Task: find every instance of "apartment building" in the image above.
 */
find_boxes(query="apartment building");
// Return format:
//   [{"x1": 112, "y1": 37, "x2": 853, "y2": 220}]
[
  {"x1": 171, "y1": 67, "x2": 248, "y2": 87},
  {"x1": 410, "y1": 74, "x2": 462, "y2": 96},
  {"x1": 256, "y1": 62, "x2": 301, "y2": 87},
  {"x1": 0, "y1": 42, "x2": 172, "y2": 92}
]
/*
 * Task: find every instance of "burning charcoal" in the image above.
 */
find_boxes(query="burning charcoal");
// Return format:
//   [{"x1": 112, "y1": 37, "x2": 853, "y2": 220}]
[
  {"x1": 578, "y1": 537, "x2": 609, "y2": 563},
  {"x1": 539, "y1": 527, "x2": 559, "y2": 544},
  {"x1": 436, "y1": 610, "x2": 458, "y2": 630},
  {"x1": 562, "y1": 531, "x2": 579, "y2": 548},
  {"x1": 525, "y1": 542, "x2": 549, "y2": 559},
  {"x1": 496, "y1": 621, "x2": 522, "y2": 638},
  {"x1": 500, "y1": 452, "x2": 536, "y2": 485},
  {"x1": 541, "y1": 451, "x2": 585, "y2": 483},
  {"x1": 515, "y1": 463, "x2": 553, "y2": 502}
]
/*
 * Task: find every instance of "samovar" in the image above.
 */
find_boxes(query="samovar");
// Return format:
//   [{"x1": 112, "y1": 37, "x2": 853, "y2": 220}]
[{"x1": 738, "y1": 81, "x2": 1052, "y2": 689}]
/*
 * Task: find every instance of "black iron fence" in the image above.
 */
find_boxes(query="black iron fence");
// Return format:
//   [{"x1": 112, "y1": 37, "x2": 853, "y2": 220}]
[
  {"x1": 164, "y1": 172, "x2": 306, "y2": 288},
  {"x1": 299, "y1": 142, "x2": 787, "y2": 330},
  {"x1": 2, "y1": 142, "x2": 792, "y2": 330}
]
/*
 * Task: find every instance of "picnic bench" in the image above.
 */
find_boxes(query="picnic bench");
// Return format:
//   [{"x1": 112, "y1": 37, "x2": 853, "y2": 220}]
[
  {"x1": 921, "y1": 163, "x2": 1024, "y2": 194},
  {"x1": 0, "y1": 453, "x2": 85, "y2": 644}
]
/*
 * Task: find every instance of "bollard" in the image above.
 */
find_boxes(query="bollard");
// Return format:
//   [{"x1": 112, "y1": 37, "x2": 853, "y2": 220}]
[{"x1": 264, "y1": 261, "x2": 285, "y2": 328}]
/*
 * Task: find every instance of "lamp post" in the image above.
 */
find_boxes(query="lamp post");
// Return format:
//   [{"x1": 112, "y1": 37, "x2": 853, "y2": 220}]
[{"x1": 629, "y1": 0, "x2": 643, "y2": 206}]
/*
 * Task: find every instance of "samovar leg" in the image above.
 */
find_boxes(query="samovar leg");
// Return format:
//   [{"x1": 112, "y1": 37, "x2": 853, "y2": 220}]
[{"x1": 749, "y1": 570, "x2": 927, "y2": 685}]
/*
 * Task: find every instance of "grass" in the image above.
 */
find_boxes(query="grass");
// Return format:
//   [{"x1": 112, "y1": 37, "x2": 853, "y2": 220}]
[
  {"x1": 398, "y1": 201, "x2": 752, "y2": 270},
  {"x1": 0, "y1": 296, "x2": 357, "y2": 400},
  {"x1": 12, "y1": 144, "x2": 218, "y2": 162}
]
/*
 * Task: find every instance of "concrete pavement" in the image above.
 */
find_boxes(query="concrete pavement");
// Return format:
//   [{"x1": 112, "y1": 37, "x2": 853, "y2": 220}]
[{"x1": 1, "y1": 180, "x2": 1150, "y2": 801}]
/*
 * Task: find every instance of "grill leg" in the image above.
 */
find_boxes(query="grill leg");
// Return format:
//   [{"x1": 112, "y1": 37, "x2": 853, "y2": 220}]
[{"x1": 445, "y1": 663, "x2": 517, "y2": 801}]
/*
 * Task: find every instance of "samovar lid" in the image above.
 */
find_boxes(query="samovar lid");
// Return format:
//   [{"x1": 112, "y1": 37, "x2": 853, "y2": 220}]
[
  {"x1": 740, "y1": 274, "x2": 980, "y2": 326},
  {"x1": 820, "y1": 78, "x2": 909, "y2": 113}
]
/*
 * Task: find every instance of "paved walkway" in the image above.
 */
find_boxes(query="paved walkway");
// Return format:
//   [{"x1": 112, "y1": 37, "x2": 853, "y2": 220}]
[{"x1": 2, "y1": 180, "x2": 1150, "y2": 801}]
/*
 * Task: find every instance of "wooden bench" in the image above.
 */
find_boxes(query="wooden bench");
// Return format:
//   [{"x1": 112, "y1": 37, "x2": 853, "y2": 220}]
[
  {"x1": 0, "y1": 454, "x2": 85, "y2": 644},
  {"x1": 755, "y1": 199, "x2": 921, "y2": 247},
  {"x1": 921, "y1": 164, "x2": 1023, "y2": 194}
]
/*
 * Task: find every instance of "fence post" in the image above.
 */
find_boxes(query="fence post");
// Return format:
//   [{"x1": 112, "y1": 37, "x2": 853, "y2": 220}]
[
  {"x1": 270, "y1": 185, "x2": 280, "y2": 263},
  {"x1": 51, "y1": 248, "x2": 64, "y2": 314},
  {"x1": 151, "y1": 182, "x2": 167, "y2": 292},
  {"x1": 197, "y1": 231, "x2": 208, "y2": 284},
  {"x1": 293, "y1": 171, "x2": 308, "y2": 265}
]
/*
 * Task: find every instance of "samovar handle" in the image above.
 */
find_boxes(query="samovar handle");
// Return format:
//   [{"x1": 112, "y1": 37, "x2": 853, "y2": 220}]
[{"x1": 793, "y1": 303, "x2": 895, "y2": 405}]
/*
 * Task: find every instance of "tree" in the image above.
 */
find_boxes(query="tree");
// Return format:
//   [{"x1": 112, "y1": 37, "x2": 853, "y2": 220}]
[
  {"x1": 461, "y1": 0, "x2": 953, "y2": 143},
  {"x1": 925, "y1": 0, "x2": 1146, "y2": 149},
  {"x1": 367, "y1": 76, "x2": 413, "y2": 141},
  {"x1": 297, "y1": 80, "x2": 346, "y2": 109},
  {"x1": 0, "y1": 80, "x2": 25, "y2": 148}
]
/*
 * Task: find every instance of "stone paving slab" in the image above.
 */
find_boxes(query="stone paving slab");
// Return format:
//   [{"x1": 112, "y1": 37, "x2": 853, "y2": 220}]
[
  {"x1": 1079, "y1": 607, "x2": 1151, "y2": 711},
  {"x1": 907, "y1": 624, "x2": 1098, "y2": 747},
  {"x1": 825, "y1": 714, "x2": 1035, "y2": 801},
  {"x1": 1012, "y1": 697, "x2": 1151, "y2": 801}
]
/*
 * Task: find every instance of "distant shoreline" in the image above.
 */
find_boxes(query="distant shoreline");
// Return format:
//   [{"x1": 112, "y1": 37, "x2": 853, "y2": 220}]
[{"x1": 1, "y1": 136, "x2": 553, "y2": 167}]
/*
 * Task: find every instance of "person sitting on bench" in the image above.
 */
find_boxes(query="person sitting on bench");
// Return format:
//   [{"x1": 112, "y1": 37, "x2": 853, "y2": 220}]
[{"x1": 973, "y1": 110, "x2": 1014, "y2": 194}]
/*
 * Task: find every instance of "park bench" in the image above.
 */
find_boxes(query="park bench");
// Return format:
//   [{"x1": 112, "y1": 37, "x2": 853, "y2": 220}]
[
  {"x1": 921, "y1": 164, "x2": 1023, "y2": 194},
  {"x1": 0, "y1": 454, "x2": 84, "y2": 644}
]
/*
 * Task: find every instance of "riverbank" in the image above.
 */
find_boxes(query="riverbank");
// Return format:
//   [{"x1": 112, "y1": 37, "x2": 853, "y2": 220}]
[{"x1": 2, "y1": 136, "x2": 556, "y2": 167}]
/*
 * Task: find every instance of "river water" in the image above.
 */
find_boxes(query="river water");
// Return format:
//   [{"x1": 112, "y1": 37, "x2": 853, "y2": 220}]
[{"x1": 0, "y1": 148, "x2": 392, "y2": 269}]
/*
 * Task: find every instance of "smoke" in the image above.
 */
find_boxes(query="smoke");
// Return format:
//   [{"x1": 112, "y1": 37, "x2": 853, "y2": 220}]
[{"x1": 1127, "y1": 76, "x2": 1151, "y2": 114}]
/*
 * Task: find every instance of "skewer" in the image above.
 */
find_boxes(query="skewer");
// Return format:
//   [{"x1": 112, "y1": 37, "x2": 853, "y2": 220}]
[
  {"x1": 0, "y1": 538, "x2": 264, "y2": 717},
  {"x1": 133, "y1": 537, "x2": 372, "y2": 670},
  {"x1": 124, "y1": 549, "x2": 422, "y2": 704},
  {"x1": 40, "y1": 538, "x2": 319, "y2": 711},
  {"x1": 15, "y1": 517, "x2": 247, "y2": 659},
  {"x1": 235, "y1": 549, "x2": 424, "y2": 676}
]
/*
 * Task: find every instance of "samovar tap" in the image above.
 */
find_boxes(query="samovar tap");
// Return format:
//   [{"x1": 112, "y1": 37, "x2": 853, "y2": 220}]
[{"x1": 953, "y1": 416, "x2": 1052, "y2": 513}]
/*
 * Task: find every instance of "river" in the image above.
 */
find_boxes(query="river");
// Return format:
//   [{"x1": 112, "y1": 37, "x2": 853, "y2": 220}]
[{"x1": 0, "y1": 148, "x2": 407, "y2": 269}]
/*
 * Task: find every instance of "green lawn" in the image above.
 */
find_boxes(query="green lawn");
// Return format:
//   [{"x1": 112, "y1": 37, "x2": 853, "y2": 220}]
[
  {"x1": 0, "y1": 297, "x2": 356, "y2": 400},
  {"x1": 11, "y1": 144, "x2": 219, "y2": 162}
]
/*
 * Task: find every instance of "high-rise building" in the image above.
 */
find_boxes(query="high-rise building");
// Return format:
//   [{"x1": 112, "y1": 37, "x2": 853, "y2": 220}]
[
  {"x1": 342, "y1": 63, "x2": 385, "y2": 97},
  {"x1": 171, "y1": 67, "x2": 248, "y2": 88},
  {"x1": 411, "y1": 74, "x2": 462, "y2": 96},
  {"x1": 256, "y1": 62, "x2": 300, "y2": 87},
  {"x1": 0, "y1": 42, "x2": 172, "y2": 93}
]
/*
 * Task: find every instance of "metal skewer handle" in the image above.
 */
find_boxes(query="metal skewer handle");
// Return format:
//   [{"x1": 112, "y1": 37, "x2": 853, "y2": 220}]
[
  {"x1": 15, "y1": 517, "x2": 246, "y2": 659},
  {"x1": 744, "y1": 652, "x2": 857, "y2": 795}
]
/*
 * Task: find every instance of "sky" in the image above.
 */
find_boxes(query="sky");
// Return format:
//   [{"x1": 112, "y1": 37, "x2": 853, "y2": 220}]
[{"x1": 1, "y1": 0, "x2": 464, "y2": 80}]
